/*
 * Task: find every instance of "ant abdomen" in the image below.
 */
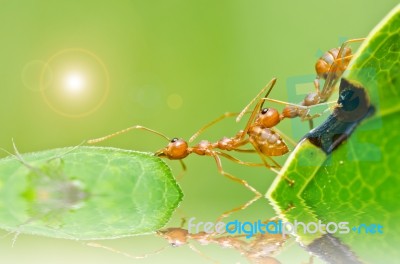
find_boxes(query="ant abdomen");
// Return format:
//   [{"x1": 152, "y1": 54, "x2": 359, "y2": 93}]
[
  {"x1": 316, "y1": 47, "x2": 352, "y2": 79},
  {"x1": 250, "y1": 127, "x2": 289, "y2": 156}
]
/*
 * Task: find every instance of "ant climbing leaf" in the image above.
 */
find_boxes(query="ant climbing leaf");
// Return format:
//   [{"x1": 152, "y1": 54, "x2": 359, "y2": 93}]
[
  {"x1": 0, "y1": 146, "x2": 183, "y2": 240},
  {"x1": 267, "y1": 4, "x2": 400, "y2": 264}
]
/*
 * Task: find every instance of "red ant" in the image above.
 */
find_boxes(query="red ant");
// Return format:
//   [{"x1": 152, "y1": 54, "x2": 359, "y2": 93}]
[
  {"x1": 88, "y1": 217, "x2": 287, "y2": 264},
  {"x1": 263, "y1": 38, "x2": 365, "y2": 128},
  {"x1": 88, "y1": 78, "x2": 294, "y2": 220}
]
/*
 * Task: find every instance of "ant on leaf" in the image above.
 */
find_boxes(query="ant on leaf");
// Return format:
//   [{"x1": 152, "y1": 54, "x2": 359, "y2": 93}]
[
  {"x1": 88, "y1": 78, "x2": 295, "y2": 221},
  {"x1": 263, "y1": 38, "x2": 365, "y2": 129}
]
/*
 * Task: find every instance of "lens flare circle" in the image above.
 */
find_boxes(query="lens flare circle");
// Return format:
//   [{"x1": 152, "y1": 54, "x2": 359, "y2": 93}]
[
  {"x1": 21, "y1": 60, "x2": 53, "y2": 92},
  {"x1": 40, "y1": 48, "x2": 109, "y2": 118}
]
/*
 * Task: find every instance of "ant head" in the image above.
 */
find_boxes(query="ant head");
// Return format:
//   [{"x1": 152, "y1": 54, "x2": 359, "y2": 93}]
[
  {"x1": 156, "y1": 138, "x2": 189, "y2": 160},
  {"x1": 157, "y1": 228, "x2": 188, "y2": 247},
  {"x1": 256, "y1": 108, "x2": 280, "y2": 128}
]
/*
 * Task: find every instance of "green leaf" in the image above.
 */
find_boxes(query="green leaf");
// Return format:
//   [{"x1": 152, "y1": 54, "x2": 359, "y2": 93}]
[
  {"x1": 266, "y1": 4, "x2": 400, "y2": 264},
  {"x1": 0, "y1": 146, "x2": 183, "y2": 240}
]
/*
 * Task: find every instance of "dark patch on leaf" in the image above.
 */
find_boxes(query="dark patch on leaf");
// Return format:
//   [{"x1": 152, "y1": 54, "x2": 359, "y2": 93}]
[
  {"x1": 306, "y1": 234, "x2": 362, "y2": 264},
  {"x1": 304, "y1": 78, "x2": 374, "y2": 154}
]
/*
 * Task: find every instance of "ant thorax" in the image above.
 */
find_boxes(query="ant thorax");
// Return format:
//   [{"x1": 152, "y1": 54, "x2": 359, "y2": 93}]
[
  {"x1": 192, "y1": 140, "x2": 213, "y2": 155},
  {"x1": 216, "y1": 137, "x2": 236, "y2": 151},
  {"x1": 189, "y1": 231, "x2": 212, "y2": 245},
  {"x1": 213, "y1": 236, "x2": 246, "y2": 249},
  {"x1": 303, "y1": 92, "x2": 321, "y2": 106}
]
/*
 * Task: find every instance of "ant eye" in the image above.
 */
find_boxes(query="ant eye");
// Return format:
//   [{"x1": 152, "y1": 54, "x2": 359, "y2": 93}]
[
  {"x1": 171, "y1": 138, "x2": 178, "y2": 143},
  {"x1": 261, "y1": 108, "x2": 269, "y2": 115}
]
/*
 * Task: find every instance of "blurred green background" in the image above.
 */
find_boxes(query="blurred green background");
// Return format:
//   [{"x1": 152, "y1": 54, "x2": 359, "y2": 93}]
[{"x1": 0, "y1": 1, "x2": 398, "y2": 263}]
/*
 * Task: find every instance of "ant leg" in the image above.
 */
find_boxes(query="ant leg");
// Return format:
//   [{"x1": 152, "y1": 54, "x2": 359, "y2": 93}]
[
  {"x1": 239, "y1": 78, "x2": 278, "y2": 139},
  {"x1": 247, "y1": 138, "x2": 281, "y2": 170},
  {"x1": 337, "y1": 38, "x2": 365, "y2": 61},
  {"x1": 175, "y1": 160, "x2": 187, "y2": 181},
  {"x1": 187, "y1": 244, "x2": 220, "y2": 264},
  {"x1": 314, "y1": 53, "x2": 353, "y2": 98},
  {"x1": 308, "y1": 119, "x2": 314, "y2": 130},
  {"x1": 233, "y1": 148, "x2": 257, "y2": 153},
  {"x1": 211, "y1": 152, "x2": 261, "y2": 196},
  {"x1": 271, "y1": 127, "x2": 297, "y2": 148},
  {"x1": 335, "y1": 54, "x2": 353, "y2": 64},
  {"x1": 87, "y1": 125, "x2": 170, "y2": 144},
  {"x1": 313, "y1": 76, "x2": 321, "y2": 94},
  {"x1": 215, "y1": 150, "x2": 271, "y2": 168},
  {"x1": 189, "y1": 112, "x2": 246, "y2": 143},
  {"x1": 300, "y1": 102, "x2": 338, "y2": 122},
  {"x1": 216, "y1": 195, "x2": 261, "y2": 223},
  {"x1": 248, "y1": 138, "x2": 295, "y2": 186},
  {"x1": 301, "y1": 112, "x2": 324, "y2": 122},
  {"x1": 87, "y1": 242, "x2": 168, "y2": 260},
  {"x1": 210, "y1": 152, "x2": 261, "y2": 222}
]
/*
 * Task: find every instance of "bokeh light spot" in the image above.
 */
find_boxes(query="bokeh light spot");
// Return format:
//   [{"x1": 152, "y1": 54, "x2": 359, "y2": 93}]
[{"x1": 167, "y1": 93, "x2": 183, "y2": 109}]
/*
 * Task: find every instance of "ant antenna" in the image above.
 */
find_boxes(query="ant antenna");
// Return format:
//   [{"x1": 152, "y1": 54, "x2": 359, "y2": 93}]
[
  {"x1": 236, "y1": 78, "x2": 277, "y2": 123},
  {"x1": 50, "y1": 140, "x2": 86, "y2": 160},
  {"x1": 87, "y1": 125, "x2": 171, "y2": 144},
  {"x1": 189, "y1": 112, "x2": 246, "y2": 143}
]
